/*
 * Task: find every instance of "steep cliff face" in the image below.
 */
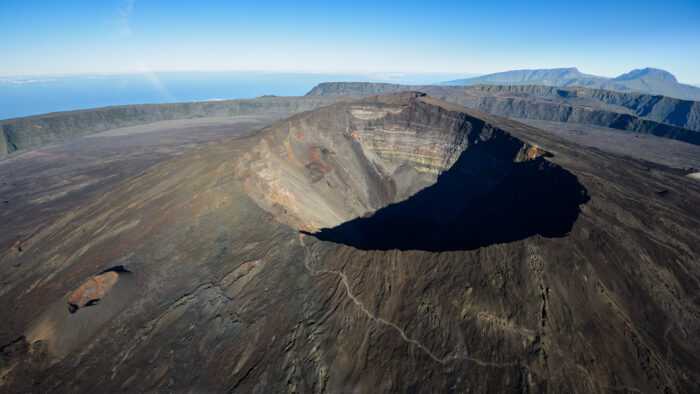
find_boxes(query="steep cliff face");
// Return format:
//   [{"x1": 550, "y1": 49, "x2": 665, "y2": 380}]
[
  {"x1": 1, "y1": 93, "x2": 699, "y2": 393},
  {"x1": 0, "y1": 96, "x2": 344, "y2": 159},
  {"x1": 466, "y1": 84, "x2": 700, "y2": 131},
  {"x1": 0, "y1": 130, "x2": 8, "y2": 159},
  {"x1": 307, "y1": 82, "x2": 700, "y2": 140}
]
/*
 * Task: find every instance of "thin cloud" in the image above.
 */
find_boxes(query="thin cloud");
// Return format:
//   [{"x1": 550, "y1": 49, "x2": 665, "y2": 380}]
[
  {"x1": 134, "y1": 62, "x2": 175, "y2": 101},
  {"x1": 0, "y1": 78, "x2": 57, "y2": 85},
  {"x1": 115, "y1": 0, "x2": 135, "y2": 35}
]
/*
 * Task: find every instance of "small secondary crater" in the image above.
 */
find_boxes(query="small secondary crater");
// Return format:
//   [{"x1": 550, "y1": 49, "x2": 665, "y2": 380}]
[{"x1": 68, "y1": 266, "x2": 131, "y2": 313}]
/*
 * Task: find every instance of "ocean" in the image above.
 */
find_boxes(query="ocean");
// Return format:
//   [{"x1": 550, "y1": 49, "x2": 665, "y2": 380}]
[{"x1": 0, "y1": 71, "x2": 474, "y2": 120}]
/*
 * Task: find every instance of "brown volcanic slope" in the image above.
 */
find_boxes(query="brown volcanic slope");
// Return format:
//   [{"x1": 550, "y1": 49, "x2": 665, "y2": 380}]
[
  {"x1": 0, "y1": 115, "x2": 281, "y2": 253},
  {"x1": 1, "y1": 93, "x2": 699, "y2": 393}
]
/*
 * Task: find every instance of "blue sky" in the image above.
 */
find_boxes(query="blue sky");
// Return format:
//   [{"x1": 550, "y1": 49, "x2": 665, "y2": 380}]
[{"x1": 1, "y1": 0, "x2": 699, "y2": 83}]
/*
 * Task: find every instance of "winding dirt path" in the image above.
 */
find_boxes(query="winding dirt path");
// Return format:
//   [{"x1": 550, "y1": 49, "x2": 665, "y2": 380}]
[{"x1": 300, "y1": 236, "x2": 643, "y2": 392}]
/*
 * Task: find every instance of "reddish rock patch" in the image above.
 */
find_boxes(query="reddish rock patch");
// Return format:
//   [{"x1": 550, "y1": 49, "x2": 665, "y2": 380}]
[
  {"x1": 307, "y1": 147, "x2": 333, "y2": 174},
  {"x1": 67, "y1": 271, "x2": 119, "y2": 313},
  {"x1": 11, "y1": 240, "x2": 28, "y2": 253}
]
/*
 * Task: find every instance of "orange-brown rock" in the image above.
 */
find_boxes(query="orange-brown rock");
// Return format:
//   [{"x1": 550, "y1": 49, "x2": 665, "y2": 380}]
[
  {"x1": 10, "y1": 240, "x2": 27, "y2": 253},
  {"x1": 67, "y1": 271, "x2": 119, "y2": 313}
]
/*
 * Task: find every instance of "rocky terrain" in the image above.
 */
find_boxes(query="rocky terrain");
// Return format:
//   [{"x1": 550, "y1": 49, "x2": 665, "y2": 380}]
[
  {"x1": 441, "y1": 67, "x2": 700, "y2": 101},
  {"x1": 1, "y1": 93, "x2": 699, "y2": 392},
  {"x1": 0, "y1": 95, "x2": 344, "y2": 159},
  {"x1": 465, "y1": 84, "x2": 700, "y2": 132},
  {"x1": 514, "y1": 118, "x2": 700, "y2": 170},
  {"x1": 0, "y1": 115, "x2": 281, "y2": 254}
]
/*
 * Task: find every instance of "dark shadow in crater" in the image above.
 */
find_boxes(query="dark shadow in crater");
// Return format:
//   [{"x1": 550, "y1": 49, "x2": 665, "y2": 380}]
[
  {"x1": 305, "y1": 136, "x2": 590, "y2": 252},
  {"x1": 98, "y1": 265, "x2": 131, "y2": 275}
]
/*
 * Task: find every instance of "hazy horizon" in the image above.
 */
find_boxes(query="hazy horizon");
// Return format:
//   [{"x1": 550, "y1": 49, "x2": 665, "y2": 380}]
[
  {"x1": 2, "y1": 0, "x2": 699, "y2": 84},
  {"x1": 2, "y1": 66, "x2": 698, "y2": 85},
  {"x1": 0, "y1": 71, "x2": 478, "y2": 120},
  {"x1": 3, "y1": 65, "x2": 700, "y2": 120}
]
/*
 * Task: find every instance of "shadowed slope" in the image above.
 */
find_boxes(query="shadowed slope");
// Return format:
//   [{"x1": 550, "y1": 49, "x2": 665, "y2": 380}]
[{"x1": 308, "y1": 135, "x2": 589, "y2": 251}]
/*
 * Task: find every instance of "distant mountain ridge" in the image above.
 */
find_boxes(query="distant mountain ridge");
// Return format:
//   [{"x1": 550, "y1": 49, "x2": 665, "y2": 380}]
[
  {"x1": 442, "y1": 67, "x2": 700, "y2": 101},
  {"x1": 0, "y1": 96, "x2": 345, "y2": 159}
]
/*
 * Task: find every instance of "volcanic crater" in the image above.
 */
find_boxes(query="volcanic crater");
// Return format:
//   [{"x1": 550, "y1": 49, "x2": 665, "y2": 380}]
[
  {"x1": 239, "y1": 92, "x2": 589, "y2": 251},
  {"x1": 307, "y1": 137, "x2": 590, "y2": 251}
]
